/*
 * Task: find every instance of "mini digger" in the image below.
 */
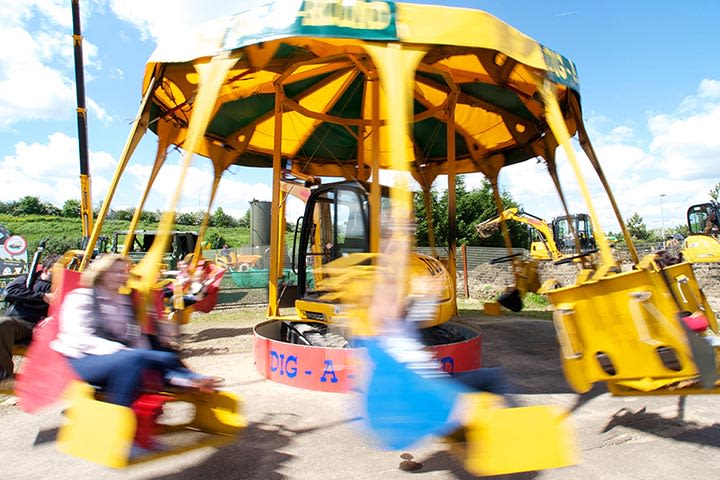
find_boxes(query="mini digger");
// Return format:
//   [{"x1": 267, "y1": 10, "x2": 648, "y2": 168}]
[
  {"x1": 476, "y1": 207, "x2": 596, "y2": 262},
  {"x1": 285, "y1": 179, "x2": 458, "y2": 347},
  {"x1": 682, "y1": 201, "x2": 720, "y2": 263}
]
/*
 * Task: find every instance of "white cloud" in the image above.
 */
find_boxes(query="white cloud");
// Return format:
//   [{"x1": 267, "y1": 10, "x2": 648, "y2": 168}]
[
  {"x1": 698, "y1": 78, "x2": 720, "y2": 98},
  {"x1": 123, "y1": 159, "x2": 273, "y2": 220},
  {"x1": 108, "y1": 0, "x2": 246, "y2": 42},
  {"x1": 490, "y1": 79, "x2": 720, "y2": 234},
  {"x1": 0, "y1": 132, "x2": 116, "y2": 206},
  {"x1": 0, "y1": 0, "x2": 106, "y2": 129}
]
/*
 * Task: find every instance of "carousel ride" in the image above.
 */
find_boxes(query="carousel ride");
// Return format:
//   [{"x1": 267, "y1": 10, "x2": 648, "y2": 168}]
[{"x1": 14, "y1": 0, "x2": 720, "y2": 476}]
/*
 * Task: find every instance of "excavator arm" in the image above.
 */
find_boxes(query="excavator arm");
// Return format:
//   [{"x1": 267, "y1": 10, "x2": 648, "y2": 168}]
[{"x1": 475, "y1": 208, "x2": 564, "y2": 261}]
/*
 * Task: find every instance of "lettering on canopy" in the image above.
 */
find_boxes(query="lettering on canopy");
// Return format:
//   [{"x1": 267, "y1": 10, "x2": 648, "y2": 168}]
[
  {"x1": 223, "y1": 0, "x2": 398, "y2": 51},
  {"x1": 541, "y1": 45, "x2": 580, "y2": 92},
  {"x1": 301, "y1": 0, "x2": 394, "y2": 32}
]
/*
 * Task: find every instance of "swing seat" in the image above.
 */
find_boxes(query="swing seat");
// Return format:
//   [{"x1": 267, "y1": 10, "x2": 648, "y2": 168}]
[
  {"x1": 359, "y1": 337, "x2": 577, "y2": 476},
  {"x1": 546, "y1": 261, "x2": 720, "y2": 395},
  {"x1": 448, "y1": 393, "x2": 577, "y2": 476},
  {"x1": 171, "y1": 263, "x2": 226, "y2": 325},
  {"x1": 190, "y1": 263, "x2": 225, "y2": 313},
  {"x1": 58, "y1": 380, "x2": 245, "y2": 468},
  {"x1": 16, "y1": 267, "x2": 245, "y2": 468}
]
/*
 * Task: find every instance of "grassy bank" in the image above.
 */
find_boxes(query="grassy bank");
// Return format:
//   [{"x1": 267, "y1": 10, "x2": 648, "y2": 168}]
[{"x1": 0, "y1": 214, "x2": 252, "y2": 254}]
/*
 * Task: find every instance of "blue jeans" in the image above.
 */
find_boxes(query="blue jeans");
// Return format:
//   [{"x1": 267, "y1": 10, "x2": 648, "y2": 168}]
[{"x1": 68, "y1": 348, "x2": 198, "y2": 406}]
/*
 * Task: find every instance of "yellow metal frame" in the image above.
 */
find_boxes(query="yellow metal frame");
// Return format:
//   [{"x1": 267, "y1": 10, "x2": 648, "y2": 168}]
[
  {"x1": 448, "y1": 393, "x2": 577, "y2": 476},
  {"x1": 57, "y1": 381, "x2": 245, "y2": 468}
]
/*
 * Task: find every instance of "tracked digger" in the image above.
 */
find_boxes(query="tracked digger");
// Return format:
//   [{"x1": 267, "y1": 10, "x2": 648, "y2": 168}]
[
  {"x1": 475, "y1": 207, "x2": 596, "y2": 262},
  {"x1": 682, "y1": 201, "x2": 720, "y2": 263}
]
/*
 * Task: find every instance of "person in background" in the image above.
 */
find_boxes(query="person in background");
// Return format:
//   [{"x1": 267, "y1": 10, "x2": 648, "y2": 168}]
[
  {"x1": 51, "y1": 254, "x2": 221, "y2": 407},
  {"x1": 219, "y1": 243, "x2": 231, "y2": 258},
  {"x1": 704, "y1": 211, "x2": 719, "y2": 236},
  {"x1": 0, "y1": 256, "x2": 58, "y2": 382}
]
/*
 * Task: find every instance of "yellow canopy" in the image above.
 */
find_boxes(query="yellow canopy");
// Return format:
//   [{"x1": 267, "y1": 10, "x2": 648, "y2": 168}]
[{"x1": 140, "y1": 1, "x2": 581, "y2": 184}]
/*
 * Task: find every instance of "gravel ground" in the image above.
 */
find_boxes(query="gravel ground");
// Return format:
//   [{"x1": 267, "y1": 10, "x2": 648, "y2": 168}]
[{"x1": 1, "y1": 310, "x2": 720, "y2": 480}]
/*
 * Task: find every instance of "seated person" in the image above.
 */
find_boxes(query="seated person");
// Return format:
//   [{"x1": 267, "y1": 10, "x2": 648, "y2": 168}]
[
  {"x1": 161, "y1": 259, "x2": 218, "y2": 309},
  {"x1": 0, "y1": 255, "x2": 57, "y2": 382},
  {"x1": 704, "y1": 211, "x2": 719, "y2": 236},
  {"x1": 51, "y1": 254, "x2": 221, "y2": 407}
]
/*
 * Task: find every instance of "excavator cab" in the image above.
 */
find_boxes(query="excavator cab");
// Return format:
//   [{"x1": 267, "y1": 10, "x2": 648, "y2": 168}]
[
  {"x1": 553, "y1": 213, "x2": 596, "y2": 255},
  {"x1": 296, "y1": 181, "x2": 370, "y2": 300},
  {"x1": 687, "y1": 203, "x2": 720, "y2": 236},
  {"x1": 292, "y1": 180, "x2": 455, "y2": 330}
]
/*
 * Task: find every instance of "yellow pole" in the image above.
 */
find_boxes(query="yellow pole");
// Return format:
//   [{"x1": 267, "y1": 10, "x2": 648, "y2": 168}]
[
  {"x1": 365, "y1": 43, "x2": 426, "y2": 324},
  {"x1": 446, "y1": 91, "x2": 458, "y2": 315},
  {"x1": 123, "y1": 122, "x2": 171, "y2": 256},
  {"x1": 536, "y1": 78, "x2": 615, "y2": 269},
  {"x1": 80, "y1": 72, "x2": 159, "y2": 270},
  {"x1": 131, "y1": 54, "x2": 235, "y2": 293},
  {"x1": 267, "y1": 84, "x2": 284, "y2": 317},
  {"x1": 370, "y1": 76, "x2": 381, "y2": 254}
]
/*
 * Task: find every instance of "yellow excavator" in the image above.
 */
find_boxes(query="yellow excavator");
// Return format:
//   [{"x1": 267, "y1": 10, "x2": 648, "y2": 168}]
[
  {"x1": 476, "y1": 207, "x2": 596, "y2": 261},
  {"x1": 682, "y1": 202, "x2": 720, "y2": 263}
]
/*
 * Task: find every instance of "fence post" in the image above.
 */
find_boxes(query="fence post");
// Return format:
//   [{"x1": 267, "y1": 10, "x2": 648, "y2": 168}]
[{"x1": 461, "y1": 244, "x2": 469, "y2": 298}]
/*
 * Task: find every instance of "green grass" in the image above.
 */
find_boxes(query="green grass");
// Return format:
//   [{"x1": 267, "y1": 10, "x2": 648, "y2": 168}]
[
  {"x1": 0, "y1": 214, "x2": 254, "y2": 254},
  {"x1": 189, "y1": 305, "x2": 268, "y2": 326},
  {"x1": 457, "y1": 297, "x2": 552, "y2": 320}
]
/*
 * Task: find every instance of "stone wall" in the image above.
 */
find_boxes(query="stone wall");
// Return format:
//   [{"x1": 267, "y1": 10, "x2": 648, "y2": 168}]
[{"x1": 462, "y1": 261, "x2": 720, "y2": 313}]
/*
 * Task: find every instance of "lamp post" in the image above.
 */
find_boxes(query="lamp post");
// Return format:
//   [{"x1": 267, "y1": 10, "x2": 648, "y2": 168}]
[{"x1": 660, "y1": 194, "x2": 666, "y2": 249}]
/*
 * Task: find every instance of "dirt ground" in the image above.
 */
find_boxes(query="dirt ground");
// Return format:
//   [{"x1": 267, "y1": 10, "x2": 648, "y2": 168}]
[{"x1": 2, "y1": 310, "x2": 720, "y2": 480}]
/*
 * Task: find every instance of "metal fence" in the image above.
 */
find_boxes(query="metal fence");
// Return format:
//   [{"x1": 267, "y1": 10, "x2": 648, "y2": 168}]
[
  {"x1": 0, "y1": 243, "x2": 699, "y2": 312},
  {"x1": 0, "y1": 247, "x2": 528, "y2": 310},
  {"x1": 416, "y1": 246, "x2": 529, "y2": 273}
]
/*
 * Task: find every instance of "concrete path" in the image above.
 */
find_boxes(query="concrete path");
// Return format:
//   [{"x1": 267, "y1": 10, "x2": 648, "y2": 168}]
[{"x1": 2, "y1": 314, "x2": 719, "y2": 479}]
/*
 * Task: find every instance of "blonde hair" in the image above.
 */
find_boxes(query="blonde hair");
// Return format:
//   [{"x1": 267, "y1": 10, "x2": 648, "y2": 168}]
[{"x1": 80, "y1": 254, "x2": 131, "y2": 288}]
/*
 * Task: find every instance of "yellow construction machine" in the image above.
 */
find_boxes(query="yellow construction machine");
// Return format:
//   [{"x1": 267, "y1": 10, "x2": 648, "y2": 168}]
[
  {"x1": 476, "y1": 207, "x2": 596, "y2": 261},
  {"x1": 682, "y1": 202, "x2": 720, "y2": 262},
  {"x1": 286, "y1": 179, "x2": 457, "y2": 344}
]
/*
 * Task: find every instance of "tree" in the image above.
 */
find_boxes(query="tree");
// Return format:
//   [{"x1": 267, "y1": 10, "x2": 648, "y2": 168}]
[
  {"x1": 176, "y1": 210, "x2": 203, "y2": 226},
  {"x1": 413, "y1": 176, "x2": 528, "y2": 248},
  {"x1": 210, "y1": 207, "x2": 237, "y2": 227},
  {"x1": 238, "y1": 210, "x2": 251, "y2": 228},
  {"x1": 626, "y1": 212, "x2": 650, "y2": 240},
  {"x1": 61, "y1": 199, "x2": 82, "y2": 218},
  {"x1": 110, "y1": 207, "x2": 135, "y2": 221},
  {"x1": 710, "y1": 182, "x2": 720, "y2": 202},
  {"x1": 12, "y1": 196, "x2": 60, "y2": 216}
]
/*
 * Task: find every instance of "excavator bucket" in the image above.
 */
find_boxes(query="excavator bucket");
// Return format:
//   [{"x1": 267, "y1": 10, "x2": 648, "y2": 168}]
[{"x1": 498, "y1": 288, "x2": 523, "y2": 312}]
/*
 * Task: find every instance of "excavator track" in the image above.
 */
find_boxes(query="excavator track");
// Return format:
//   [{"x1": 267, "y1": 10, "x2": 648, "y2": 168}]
[
  {"x1": 420, "y1": 323, "x2": 472, "y2": 346},
  {"x1": 281, "y1": 320, "x2": 473, "y2": 349},
  {"x1": 281, "y1": 321, "x2": 350, "y2": 348}
]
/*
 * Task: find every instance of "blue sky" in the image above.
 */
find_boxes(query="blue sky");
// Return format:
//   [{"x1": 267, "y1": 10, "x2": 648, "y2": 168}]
[{"x1": 1, "y1": 0, "x2": 719, "y2": 235}]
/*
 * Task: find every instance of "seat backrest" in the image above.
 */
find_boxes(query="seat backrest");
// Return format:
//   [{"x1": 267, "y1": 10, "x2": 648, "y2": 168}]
[
  {"x1": 192, "y1": 266, "x2": 225, "y2": 313},
  {"x1": 16, "y1": 268, "x2": 82, "y2": 413}
]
